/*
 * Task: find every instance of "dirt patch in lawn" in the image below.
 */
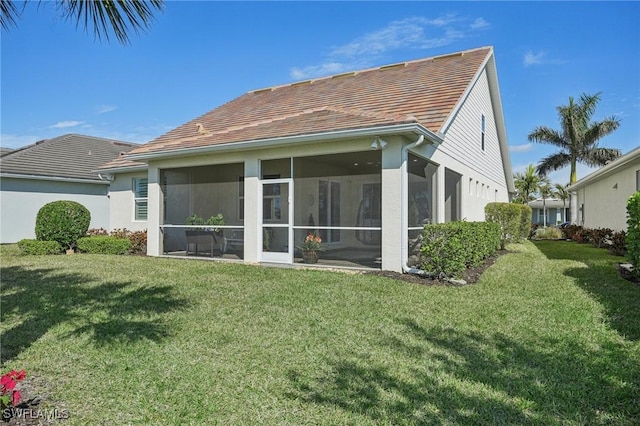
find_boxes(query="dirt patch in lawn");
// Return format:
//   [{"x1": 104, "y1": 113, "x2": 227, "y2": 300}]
[{"x1": 366, "y1": 250, "x2": 508, "y2": 286}]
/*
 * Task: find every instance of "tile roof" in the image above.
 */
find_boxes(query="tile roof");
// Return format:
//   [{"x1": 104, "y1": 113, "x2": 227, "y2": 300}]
[
  {"x1": 128, "y1": 46, "x2": 493, "y2": 157},
  {"x1": 0, "y1": 134, "x2": 138, "y2": 181}
]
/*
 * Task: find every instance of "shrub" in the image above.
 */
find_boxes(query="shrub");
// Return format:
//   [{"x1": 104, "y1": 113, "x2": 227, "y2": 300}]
[
  {"x1": 591, "y1": 228, "x2": 613, "y2": 249},
  {"x1": 534, "y1": 227, "x2": 562, "y2": 240},
  {"x1": 35, "y1": 201, "x2": 91, "y2": 250},
  {"x1": 529, "y1": 223, "x2": 540, "y2": 239},
  {"x1": 627, "y1": 192, "x2": 640, "y2": 276},
  {"x1": 110, "y1": 228, "x2": 147, "y2": 255},
  {"x1": 77, "y1": 236, "x2": 131, "y2": 255},
  {"x1": 609, "y1": 231, "x2": 627, "y2": 256},
  {"x1": 562, "y1": 224, "x2": 582, "y2": 240},
  {"x1": 127, "y1": 230, "x2": 147, "y2": 255},
  {"x1": 86, "y1": 228, "x2": 109, "y2": 236},
  {"x1": 485, "y1": 202, "x2": 522, "y2": 250},
  {"x1": 572, "y1": 227, "x2": 593, "y2": 244},
  {"x1": 17, "y1": 239, "x2": 61, "y2": 255},
  {"x1": 421, "y1": 221, "x2": 500, "y2": 279},
  {"x1": 517, "y1": 204, "x2": 532, "y2": 240}
]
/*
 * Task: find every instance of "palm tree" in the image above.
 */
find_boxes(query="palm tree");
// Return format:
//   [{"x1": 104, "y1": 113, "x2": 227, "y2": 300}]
[
  {"x1": 528, "y1": 92, "x2": 621, "y2": 184},
  {"x1": 513, "y1": 164, "x2": 549, "y2": 204},
  {"x1": 554, "y1": 183, "x2": 570, "y2": 223},
  {"x1": 1, "y1": 0, "x2": 163, "y2": 44},
  {"x1": 539, "y1": 183, "x2": 554, "y2": 227}
]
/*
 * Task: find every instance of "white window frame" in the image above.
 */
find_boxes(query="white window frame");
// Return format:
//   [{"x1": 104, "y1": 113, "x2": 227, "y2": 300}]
[{"x1": 133, "y1": 178, "x2": 148, "y2": 221}]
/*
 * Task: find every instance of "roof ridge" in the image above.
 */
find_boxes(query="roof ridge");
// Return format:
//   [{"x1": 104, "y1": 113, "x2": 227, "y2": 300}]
[{"x1": 249, "y1": 46, "x2": 493, "y2": 94}]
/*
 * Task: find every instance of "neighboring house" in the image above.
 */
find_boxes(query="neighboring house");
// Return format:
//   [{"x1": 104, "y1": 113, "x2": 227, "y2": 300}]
[
  {"x1": 0, "y1": 134, "x2": 137, "y2": 243},
  {"x1": 0, "y1": 147, "x2": 14, "y2": 157},
  {"x1": 100, "y1": 46, "x2": 515, "y2": 273},
  {"x1": 528, "y1": 198, "x2": 570, "y2": 227},
  {"x1": 568, "y1": 146, "x2": 640, "y2": 232}
]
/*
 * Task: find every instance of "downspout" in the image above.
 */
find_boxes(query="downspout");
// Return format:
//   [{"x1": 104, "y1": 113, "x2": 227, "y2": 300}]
[
  {"x1": 400, "y1": 136, "x2": 467, "y2": 285},
  {"x1": 401, "y1": 135, "x2": 433, "y2": 276}
]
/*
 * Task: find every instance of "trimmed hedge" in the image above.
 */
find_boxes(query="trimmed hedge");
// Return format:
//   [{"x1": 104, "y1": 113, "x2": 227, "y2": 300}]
[
  {"x1": 35, "y1": 200, "x2": 91, "y2": 250},
  {"x1": 518, "y1": 204, "x2": 532, "y2": 240},
  {"x1": 77, "y1": 236, "x2": 132, "y2": 255},
  {"x1": 421, "y1": 221, "x2": 500, "y2": 279},
  {"x1": 17, "y1": 239, "x2": 61, "y2": 255},
  {"x1": 627, "y1": 192, "x2": 640, "y2": 275},
  {"x1": 485, "y1": 202, "x2": 524, "y2": 249}
]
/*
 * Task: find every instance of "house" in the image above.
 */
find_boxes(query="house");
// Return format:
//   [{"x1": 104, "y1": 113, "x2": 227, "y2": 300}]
[
  {"x1": 528, "y1": 198, "x2": 570, "y2": 227},
  {"x1": 0, "y1": 134, "x2": 137, "y2": 243},
  {"x1": 568, "y1": 146, "x2": 640, "y2": 232},
  {"x1": 100, "y1": 46, "x2": 514, "y2": 272}
]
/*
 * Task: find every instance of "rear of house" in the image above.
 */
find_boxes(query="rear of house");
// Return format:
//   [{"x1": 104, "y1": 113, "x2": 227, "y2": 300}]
[{"x1": 100, "y1": 46, "x2": 514, "y2": 272}]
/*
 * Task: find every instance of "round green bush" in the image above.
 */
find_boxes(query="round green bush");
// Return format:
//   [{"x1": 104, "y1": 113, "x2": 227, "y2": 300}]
[{"x1": 35, "y1": 200, "x2": 91, "y2": 249}]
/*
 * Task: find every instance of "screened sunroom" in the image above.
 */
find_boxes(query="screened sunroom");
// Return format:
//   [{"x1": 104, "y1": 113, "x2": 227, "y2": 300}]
[{"x1": 158, "y1": 149, "x2": 387, "y2": 269}]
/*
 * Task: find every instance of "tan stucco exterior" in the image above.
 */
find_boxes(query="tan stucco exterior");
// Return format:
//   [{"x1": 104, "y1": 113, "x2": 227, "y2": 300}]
[{"x1": 569, "y1": 147, "x2": 640, "y2": 232}]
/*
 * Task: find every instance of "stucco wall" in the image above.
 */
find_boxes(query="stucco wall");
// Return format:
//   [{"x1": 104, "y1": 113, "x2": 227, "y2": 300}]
[
  {"x1": 573, "y1": 162, "x2": 640, "y2": 231},
  {"x1": 0, "y1": 177, "x2": 109, "y2": 243},
  {"x1": 108, "y1": 171, "x2": 149, "y2": 232}
]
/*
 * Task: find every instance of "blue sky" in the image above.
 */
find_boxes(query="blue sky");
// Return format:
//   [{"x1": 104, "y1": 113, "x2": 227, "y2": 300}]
[{"x1": 2, "y1": 1, "x2": 639, "y2": 185}]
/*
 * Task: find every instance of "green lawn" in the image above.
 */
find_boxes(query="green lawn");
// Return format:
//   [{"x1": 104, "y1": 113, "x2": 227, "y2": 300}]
[{"x1": 1, "y1": 241, "x2": 639, "y2": 425}]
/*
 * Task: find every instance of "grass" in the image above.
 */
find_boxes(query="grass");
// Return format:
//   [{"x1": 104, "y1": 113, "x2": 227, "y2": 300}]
[{"x1": 1, "y1": 241, "x2": 639, "y2": 425}]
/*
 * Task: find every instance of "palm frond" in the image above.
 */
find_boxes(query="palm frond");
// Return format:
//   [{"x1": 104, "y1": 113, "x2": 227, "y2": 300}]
[
  {"x1": 536, "y1": 152, "x2": 571, "y2": 177},
  {"x1": 581, "y1": 147, "x2": 622, "y2": 167},
  {"x1": 527, "y1": 126, "x2": 567, "y2": 148},
  {"x1": 59, "y1": 0, "x2": 164, "y2": 44},
  {"x1": 578, "y1": 92, "x2": 601, "y2": 121},
  {"x1": 0, "y1": 0, "x2": 24, "y2": 31},
  {"x1": 581, "y1": 116, "x2": 621, "y2": 148}
]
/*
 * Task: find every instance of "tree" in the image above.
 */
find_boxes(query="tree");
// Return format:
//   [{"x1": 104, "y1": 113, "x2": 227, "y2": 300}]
[
  {"x1": 513, "y1": 164, "x2": 548, "y2": 204},
  {"x1": 539, "y1": 183, "x2": 554, "y2": 227},
  {"x1": 528, "y1": 92, "x2": 621, "y2": 184},
  {"x1": 554, "y1": 183, "x2": 569, "y2": 223},
  {"x1": 1, "y1": 0, "x2": 163, "y2": 44}
]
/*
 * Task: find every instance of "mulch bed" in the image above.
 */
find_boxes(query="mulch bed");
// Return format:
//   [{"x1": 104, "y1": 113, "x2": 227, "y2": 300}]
[{"x1": 366, "y1": 250, "x2": 507, "y2": 286}]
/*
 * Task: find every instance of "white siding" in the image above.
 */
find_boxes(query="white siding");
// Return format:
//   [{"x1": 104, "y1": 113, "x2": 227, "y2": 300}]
[
  {"x1": 427, "y1": 69, "x2": 510, "y2": 221},
  {"x1": 0, "y1": 177, "x2": 109, "y2": 243}
]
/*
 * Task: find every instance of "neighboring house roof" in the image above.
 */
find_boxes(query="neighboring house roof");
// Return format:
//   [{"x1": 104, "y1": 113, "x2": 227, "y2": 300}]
[
  {"x1": 0, "y1": 134, "x2": 137, "y2": 182},
  {"x1": 125, "y1": 46, "x2": 497, "y2": 159},
  {"x1": 0, "y1": 147, "x2": 14, "y2": 157},
  {"x1": 528, "y1": 198, "x2": 570, "y2": 209},
  {"x1": 568, "y1": 146, "x2": 640, "y2": 191}
]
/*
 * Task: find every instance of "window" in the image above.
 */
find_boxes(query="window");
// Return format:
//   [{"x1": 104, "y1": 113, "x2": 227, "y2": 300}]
[
  {"x1": 238, "y1": 176, "x2": 244, "y2": 220},
  {"x1": 133, "y1": 178, "x2": 148, "y2": 220},
  {"x1": 481, "y1": 114, "x2": 486, "y2": 151},
  {"x1": 636, "y1": 170, "x2": 640, "y2": 191}
]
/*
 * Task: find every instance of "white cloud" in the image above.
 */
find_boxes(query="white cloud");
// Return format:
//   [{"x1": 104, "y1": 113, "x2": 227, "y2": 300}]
[
  {"x1": 290, "y1": 14, "x2": 490, "y2": 79},
  {"x1": 470, "y1": 17, "x2": 490, "y2": 30},
  {"x1": 509, "y1": 143, "x2": 533, "y2": 153},
  {"x1": 523, "y1": 50, "x2": 567, "y2": 67},
  {"x1": 49, "y1": 120, "x2": 84, "y2": 128},
  {"x1": 524, "y1": 51, "x2": 545, "y2": 67},
  {"x1": 95, "y1": 105, "x2": 117, "y2": 114}
]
